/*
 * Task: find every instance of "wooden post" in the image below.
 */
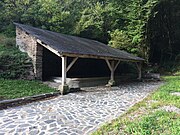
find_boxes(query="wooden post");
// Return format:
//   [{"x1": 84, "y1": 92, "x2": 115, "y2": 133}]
[
  {"x1": 105, "y1": 59, "x2": 120, "y2": 86},
  {"x1": 59, "y1": 56, "x2": 69, "y2": 95},
  {"x1": 59, "y1": 57, "x2": 79, "y2": 94},
  {"x1": 62, "y1": 56, "x2": 67, "y2": 86},
  {"x1": 110, "y1": 60, "x2": 115, "y2": 81},
  {"x1": 136, "y1": 62, "x2": 142, "y2": 80}
]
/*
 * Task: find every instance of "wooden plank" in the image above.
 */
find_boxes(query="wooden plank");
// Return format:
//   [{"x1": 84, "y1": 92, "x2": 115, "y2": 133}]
[{"x1": 66, "y1": 57, "x2": 78, "y2": 72}]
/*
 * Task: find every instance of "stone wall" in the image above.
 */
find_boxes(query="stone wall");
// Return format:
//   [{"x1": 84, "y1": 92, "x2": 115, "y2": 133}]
[
  {"x1": 16, "y1": 27, "x2": 43, "y2": 80},
  {"x1": 34, "y1": 43, "x2": 43, "y2": 80}
]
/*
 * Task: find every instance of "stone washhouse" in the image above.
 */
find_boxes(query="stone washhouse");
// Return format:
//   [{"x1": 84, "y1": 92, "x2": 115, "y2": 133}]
[{"x1": 14, "y1": 23, "x2": 144, "y2": 94}]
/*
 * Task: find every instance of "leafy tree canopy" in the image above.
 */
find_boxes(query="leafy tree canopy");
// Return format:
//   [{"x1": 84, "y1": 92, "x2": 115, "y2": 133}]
[{"x1": 0, "y1": 0, "x2": 179, "y2": 66}]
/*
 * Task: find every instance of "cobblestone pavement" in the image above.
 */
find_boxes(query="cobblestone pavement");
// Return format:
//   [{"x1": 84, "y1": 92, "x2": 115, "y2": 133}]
[{"x1": 0, "y1": 82, "x2": 162, "y2": 135}]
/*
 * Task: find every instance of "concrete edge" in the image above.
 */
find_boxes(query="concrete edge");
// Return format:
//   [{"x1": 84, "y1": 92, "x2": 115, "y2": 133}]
[{"x1": 0, "y1": 92, "x2": 61, "y2": 110}]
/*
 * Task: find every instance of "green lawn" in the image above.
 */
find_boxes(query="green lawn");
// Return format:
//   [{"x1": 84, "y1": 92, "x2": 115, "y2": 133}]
[
  {"x1": 0, "y1": 79, "x2": 57, "y2": 100},
  {"x1": 92, "y1": 76, "x2": 180, "y2": 135}
]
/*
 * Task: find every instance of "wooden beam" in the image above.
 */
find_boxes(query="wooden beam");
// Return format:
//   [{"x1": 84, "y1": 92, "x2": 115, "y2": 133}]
[
  {"x1": 105, "y1": 59, "x2": 113, "y2": 71},
  {"x1": 105, "y1": 59, "x2": 116, "y2": 86},
  {"x1": 105, "y1": 60, "x2": 121, "y2": 86},
  {"x1": 37, "y1": 39, "x2": 61, "y2": 57},
  {"x1": 61, "y1": 56, "x2": 67, "y2": 85},
  {"x1": 62, "y1": 52, "x2": 143, "y2": 62},
  {"x1": 110, "y1": 61, "x2": 115, "y2": 81},
  {"x1": 106, "y1": 59, "x2": 120, "y2": 71},
  {"x1": 59, "y1": 56, "x2": 70, "y2": 95},
  {"x1": 114, "y1": 60, "x2": 120, "y2": 71},
  {"x1": 136, "y1": 62, "x2": 142, "y2": 79},
  {"x1": 66, "y1": 57, "x2": 78, "y2": 72}
]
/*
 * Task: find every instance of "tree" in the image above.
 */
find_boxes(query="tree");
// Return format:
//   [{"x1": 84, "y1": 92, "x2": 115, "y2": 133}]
[
  {"x1": 0, "y1": 0, "x2": 35, "y2": 36},
  {"x1": 0, "y1": 0, "x2": 179, "y2": 68},
  {"x1": 148, "y1": 0, "x2": 180, "y2": 65},
  {"x1": 109, "y1": 0, "x2": 158, "y2": 61},
  {"x1": 75, "y1": 2, "x2": 121, "y2": 43}
]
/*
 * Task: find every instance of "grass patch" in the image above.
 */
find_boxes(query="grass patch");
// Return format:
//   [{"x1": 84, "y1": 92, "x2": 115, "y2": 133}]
[
  {"x1": 152, "y1": 76, "x2": 180, "y2": 108},
  {"x1": 124, "y1": 111, "x2": 180, "y2": 135},
  {"x1": 92, "y1": 76, "x2": 180, "y2": 135},
  {"x1": 0, "y1": 79, "x2": 56, "y2": 100}
]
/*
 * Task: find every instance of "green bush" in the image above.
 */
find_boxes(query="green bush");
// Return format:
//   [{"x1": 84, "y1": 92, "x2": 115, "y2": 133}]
[
  {"x1": 0, "y1": 34, "x2": 15, "y2": 47},
  {"x1": 3, "y1": 37, "x2": 15, "y2": 47},
  {"x1": 0, "y1": 35, "x2": 33, "y2": 79}
]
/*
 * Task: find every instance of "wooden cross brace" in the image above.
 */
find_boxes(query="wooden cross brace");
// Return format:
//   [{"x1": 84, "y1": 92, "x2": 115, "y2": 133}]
[
  {"x1": 105, "y1": 59, "x2": 120, "y2": 81},
  {"x1": 61, "y1": 57, "x2": 78, "y2": 85}
]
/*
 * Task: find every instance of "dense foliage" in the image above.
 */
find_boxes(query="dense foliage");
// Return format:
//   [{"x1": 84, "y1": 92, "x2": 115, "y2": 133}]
[
  {"x1": 148, "y1": 0, "x2": 180, "y2": 66},
  {"x1": 0, "y1": 0, "x2": 179, "y2": 69}
]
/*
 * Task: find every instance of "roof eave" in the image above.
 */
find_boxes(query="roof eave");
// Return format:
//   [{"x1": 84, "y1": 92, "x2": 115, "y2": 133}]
[{"x1": 61, "y1": 52, "x2": 144, "y2": 62}]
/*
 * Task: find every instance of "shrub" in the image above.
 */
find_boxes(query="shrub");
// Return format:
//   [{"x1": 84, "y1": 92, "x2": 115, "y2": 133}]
[
  {"x1": 0, "y1": 35, "x2": 34, "y2": 80},
  {"x1": 3, "y1": 37, "x2": 15, "y2": 47}
]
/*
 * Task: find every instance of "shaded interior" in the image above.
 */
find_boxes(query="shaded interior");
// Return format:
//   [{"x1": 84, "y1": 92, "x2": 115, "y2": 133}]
[{"x1": 42, "y1": 47, "x2": 135, "y2": 81}]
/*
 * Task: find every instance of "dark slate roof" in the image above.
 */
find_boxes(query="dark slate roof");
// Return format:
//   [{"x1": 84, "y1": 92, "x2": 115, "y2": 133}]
[{"x1": 14, "y1": 23, "x2": 144, "y2": 61}]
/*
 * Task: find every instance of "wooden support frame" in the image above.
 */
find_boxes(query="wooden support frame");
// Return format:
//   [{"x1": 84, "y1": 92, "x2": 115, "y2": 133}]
[
  {"x1": 106, "y1": 59, "x2": 120, "y2": 70},
  {"x1": 105, "y1": 59, "x2": 120, "y2": 85},
  {"x1": 106, "y1": 59, "x2": 113, "y2": 71},
  {"x1": 110, "y1": 60, "x2": 115, "y2": 81},
  {"x1": 114, "y1": 60, "x2": 121, "y2": 71},
  {"x1": 62, "y1": 52, "x2": 143, "y2": 62},
  {"x1": 61, "y1": 56, "x2": 67, "y2": 86},
  {"x1": 37, "y1": 38, "x2": 143, "y2": 89},
  {"x1": 61, "y1": 56, "x2": 79, "y2": 85},
  {"x1": 60, "y1": 56, "x2": 78, "y2": 94},
  {"x1": 66, "y1": 57, "x2": 78, "y2": 72},
  {"x1": 136, "y1": 62, "x2": 142, "y2": 80}
]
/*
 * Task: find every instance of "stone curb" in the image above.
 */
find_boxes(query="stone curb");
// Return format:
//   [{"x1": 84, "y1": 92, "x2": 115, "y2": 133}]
[{"x1": 0, "y1": 92, "x2": 61, "y2": 110}]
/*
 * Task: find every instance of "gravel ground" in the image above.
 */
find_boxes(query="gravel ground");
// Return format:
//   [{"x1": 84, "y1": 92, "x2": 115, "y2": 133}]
[{"x1": 0, "y1": 82, "x2": 162, "y2": 135}]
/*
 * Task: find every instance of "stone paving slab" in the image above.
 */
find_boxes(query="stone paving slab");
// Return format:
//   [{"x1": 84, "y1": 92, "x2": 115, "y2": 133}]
[{"x1": 0, "y1": 82, "x2": 162, "y2": 135}]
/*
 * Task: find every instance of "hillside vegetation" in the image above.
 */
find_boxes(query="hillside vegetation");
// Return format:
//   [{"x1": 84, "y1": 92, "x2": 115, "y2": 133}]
[
  {"x1": 0, "y1": 34, "x2": 56, "y2": 100},
  {"x1": 0, "y1": 34, "x2": 34, "y2": 79},
  {"x1": 0, "y1": 0, "x2": 179, "y2": 71}
]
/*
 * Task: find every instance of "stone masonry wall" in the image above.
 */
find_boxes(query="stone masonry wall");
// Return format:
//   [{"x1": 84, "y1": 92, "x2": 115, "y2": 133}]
[
  {"x1": 34, "y1": 43, "x2": 43, "y2": 80},
  {"x1": 16, "y1": 27, "x2": 43, "y2": 80}
]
